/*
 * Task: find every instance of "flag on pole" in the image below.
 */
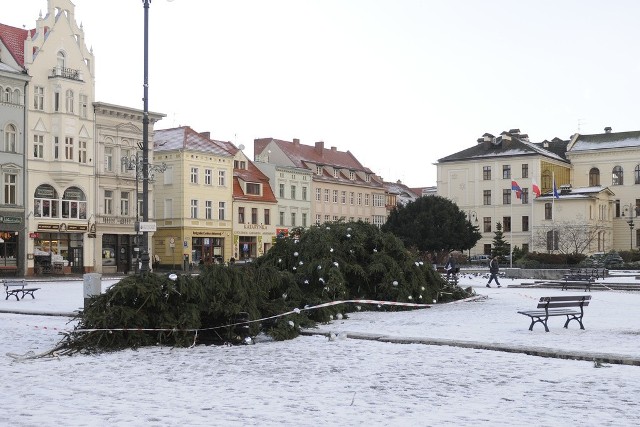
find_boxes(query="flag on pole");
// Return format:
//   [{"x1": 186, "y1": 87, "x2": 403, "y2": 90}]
[
  {"x1": 511, "y1": 180, "x2": 522, "y2": 199},
  {"x1": 532, "y1": 179, "x2": 541, "y2": 198},
  {"x1": 553, "y1": 178, "x2": 560, "y2": 199}
]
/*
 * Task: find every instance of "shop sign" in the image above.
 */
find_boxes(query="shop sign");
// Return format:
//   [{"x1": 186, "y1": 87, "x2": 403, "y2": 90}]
[{"x1": 0, "y1": 216, "x2": 21, "y2": 224}]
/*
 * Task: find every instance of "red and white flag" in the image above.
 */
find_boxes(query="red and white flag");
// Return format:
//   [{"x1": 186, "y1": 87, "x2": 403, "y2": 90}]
[{"x1": 532, "y1": 179, "x2": 541, "y2": 198}]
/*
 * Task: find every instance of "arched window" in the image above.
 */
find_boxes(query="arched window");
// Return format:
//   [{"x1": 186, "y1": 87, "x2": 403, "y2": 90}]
[
  {"x1": 65, "y1": 89, "x2": 74, "y2": 113},
  {"x1": 4, "y1": 124, "x2": 16, "y2": 152},
  {"x1": 635, "y1": 165, "x2": 640, "y2": 185},
  {"x1": 62, "y1": 186, "x2": 87, "y2": 220},
  {"x1": 57, "y1": 51, "x2": 66, "y2": 71},
  {"x1": 3, "y1": 87, "x2": 11, "y2": 103},
  {"x1": 34, "y1": 184, "x2": 59, "y2": 218},
  {"x1": 589, "y1": 167, "x2": 600, "y2": 186},
  {"x1": 612, "y1": 166, "x2": 623, "y2": 186},
  {"x1": 13, "y1": 88, "x2": 21, "y2": 105}
]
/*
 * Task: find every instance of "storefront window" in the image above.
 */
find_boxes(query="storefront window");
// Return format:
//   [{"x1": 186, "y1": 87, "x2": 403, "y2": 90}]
[{"x1": 0, "y1": 232, "x2": 17, "y2": 266}]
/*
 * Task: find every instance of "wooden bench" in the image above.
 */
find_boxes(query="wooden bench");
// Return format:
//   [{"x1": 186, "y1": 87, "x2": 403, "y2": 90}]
[
  {"x1": 517, "y1": 295, "x2": 591, "y2": 332},
  {"x1": 3, "y1": 279, "x2": 41, "y2": 301},
  {"x1": 562, "y1": 269, "x2": 594, "y2": 291}
]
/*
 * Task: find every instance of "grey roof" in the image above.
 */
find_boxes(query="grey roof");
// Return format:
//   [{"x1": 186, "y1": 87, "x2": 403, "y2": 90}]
[
  {"x1": 438, "y1": 133, "x2": 569, "y2": 164},
  {"x1": 568, "y1": 130, "x2": 640, "y2": 152},
  {"x1": 154, "y1": 127, "x2": 232, "y2": 157}
]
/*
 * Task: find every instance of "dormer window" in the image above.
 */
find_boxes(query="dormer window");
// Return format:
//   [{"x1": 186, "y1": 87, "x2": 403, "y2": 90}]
[
  {"x1": 246, "y1": 182, "x2": 261, "y2": 195},
  {"x1": 316, "y1": 165, "x2": 323, "y2": 176},
  {"x1": 349, "y1": 171, "x2": 355, "y2": 180},
  {"x1": 234, "y1": 160, "x2": 247, "y2": 169},
  {"x1": 333, "y1": 168, "x2": 340, "y2": 178},
  {"x1": 365, "y1": 174, "x2": 370, "y2": 182}
]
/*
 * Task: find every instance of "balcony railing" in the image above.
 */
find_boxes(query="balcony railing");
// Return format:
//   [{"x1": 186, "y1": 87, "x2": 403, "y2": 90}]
[{"x1": 49, "y1": 67, "x2": 82, "y2": 81}]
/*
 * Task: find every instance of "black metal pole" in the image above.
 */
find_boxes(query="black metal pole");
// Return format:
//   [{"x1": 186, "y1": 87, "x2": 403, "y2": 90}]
[{"x1": 140, "y1": 0, "x2": 151, "y2": 273}]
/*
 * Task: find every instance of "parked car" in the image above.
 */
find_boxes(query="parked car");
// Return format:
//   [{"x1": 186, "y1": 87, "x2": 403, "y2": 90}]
[{"x1": 470, "y1": 254, "x2": 491, "y2": 264}]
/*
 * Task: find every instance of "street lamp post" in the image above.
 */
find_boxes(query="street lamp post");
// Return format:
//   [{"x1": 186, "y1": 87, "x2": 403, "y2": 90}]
[
  {"x1": 467, "y1": 210, "x2": 477, "y2": 259},
  {"x1": 623, "y1": 203, "x2": 639, "y2": 251},
  {"x1": 122, "y1": 153, "x2": 142, "y2": 273},
  {"x1": 140, "y1": 0, "x2": 152, "y2": 273}
]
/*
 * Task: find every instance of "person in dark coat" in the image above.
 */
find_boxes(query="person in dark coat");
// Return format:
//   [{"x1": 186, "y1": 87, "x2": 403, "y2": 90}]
[
  {"x1": 486, "y1": 257, "x2": 502, "y2": 288},
  {"x1": 444, "y1": 252, "x2": 457, "y2": 279}
]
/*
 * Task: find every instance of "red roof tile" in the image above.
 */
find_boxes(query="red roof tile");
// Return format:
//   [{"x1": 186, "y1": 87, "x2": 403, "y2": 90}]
[
  {"x1": 154, "y1": 126, "x2": 232, "y2": 156},
  {"x1": 0, "y1": 23, "x2": 33, "y2": 68}
]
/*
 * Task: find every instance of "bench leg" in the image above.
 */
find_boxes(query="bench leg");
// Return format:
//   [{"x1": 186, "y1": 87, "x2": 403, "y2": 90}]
[
  {"x1": 564, "y1": 315, "x2": 585, "y2": 330},
  {"x1": 528, "y1": 316, "x2": 550, "y2": 332}
]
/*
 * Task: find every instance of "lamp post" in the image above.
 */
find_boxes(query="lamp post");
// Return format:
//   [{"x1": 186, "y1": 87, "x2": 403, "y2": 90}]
[
  {"x1": 623, "y1": 203, "x2": 639, "y2": 251},
  {"x1": 122, "y1": 153, "x2": 142, "y2": 273},
  {"x1": 467, "y1": 210, "x2": 478, "y2": 259},
  {"x1": 140, "y1": 0, "x2": 152, "y2": 273}
]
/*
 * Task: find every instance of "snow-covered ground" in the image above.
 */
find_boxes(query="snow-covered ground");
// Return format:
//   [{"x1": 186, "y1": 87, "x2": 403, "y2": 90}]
[{"x1": 1, "y1": 272, "x2": 640, "y2": 426}]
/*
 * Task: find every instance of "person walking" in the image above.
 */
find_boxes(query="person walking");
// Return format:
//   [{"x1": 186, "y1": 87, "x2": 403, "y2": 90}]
[
  {"x1": 444, "y1": 252, "x2": 457, "y2": 280},
  {"x1": 486, "y1": 256, "x2": 502, "y2": 288}
]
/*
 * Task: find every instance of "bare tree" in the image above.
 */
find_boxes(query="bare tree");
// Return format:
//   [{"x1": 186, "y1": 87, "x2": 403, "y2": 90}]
[{"x1": 533, "y1": 219, "x2": 607, "y2": 255}]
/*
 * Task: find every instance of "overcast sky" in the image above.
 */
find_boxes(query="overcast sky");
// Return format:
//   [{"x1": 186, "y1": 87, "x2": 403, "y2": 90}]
[{"x1": 6, "y1": 0, "x2": 640, "y2": 187}]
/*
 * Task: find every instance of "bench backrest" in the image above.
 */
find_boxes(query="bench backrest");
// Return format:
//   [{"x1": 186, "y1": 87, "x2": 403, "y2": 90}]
[
  {"x1": 537, "y1": 295, "x2": 591, "y2": 309},
  {"x1": 3, "y1": 279, "x2": 26, "y2": 287}
]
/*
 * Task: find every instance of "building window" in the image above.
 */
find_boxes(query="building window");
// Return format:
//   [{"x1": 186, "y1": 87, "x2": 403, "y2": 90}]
[
  {"x1": 291, "y1": 185, "x2": 297, "y2": 200},
  {"x1": 332, "y1": 190, "x2": 338, "y2": 203},
  {"x1": 502, "y1": 165, "x2": 511, "y2": 179},
  {"x1": 589, "y1": 168, "x2": 600, "y2": 186},
  {"x1": 483, "y1": 217, "x2": 491, "y2": 233},
  {"x1": 3, "y1": 173, "x2": 17, "y2": 204},
  {"x1": 522, "y1": 216, "x2": 529, "y2": 232},
  {"x1": 357, "y1": 193, "x2": 362, "y2": 205},
  {"x1": 279, "y1": 184, "x2": 285, "y2": 198},
  {"x1": 546, "y1": 230, "x2": 559, "y2": 251},
  {"x1": 104, "y1": 190, "x2": 113, "y2": 215},
  {"x1": 316, "y1": 188, "x2": 321, "y2": 201},
  {"x1": 64, "y1": 137, "x2": 73, "y2": 160},
  {"x1": 65, "y1": 89, "x2": 74, "y2": 113},
  {"x1": 316, "y1": 214, "x2": 321, "y2": 225},
  {"x1": 54, "y1": 91, "x2": 60, "y2": 112},
  {"x1": 218, "y1": 202, "x2": 226, "y2": 220},
  {"x1": 205, "y1": 200, "x2": 213, "y2": 219},
  {"x1": 521, "y1": 164, "x2": 528, "y2": 178},
  {"x1": 291, "y1": 212, "x2": 296, "y2": 226},
  {"x1": 34, "y1": 134, "x2": 44, "y2": 159},
  {"x1": 325, "y1": 215, "x2": 330, "y2": 222},
  {"x1": 54, "y1": 137, "x2": 59, "y2": 159},
  {"x1": 79, "y1": 94, "x2": 88, "y2": 118},
  {"x1": 78, "y1": 140, "x2": 87, "y2": 163},
  {"x1": 365, "y1": 194, "x2": 370, "y2": 206},
  {"x1": 120, "y1": 192, "x2": 130, "y2": 216},
  {"x1": 190, "y1": 167, "x2": 198, "y2": 184},
  {"x1": 204, "y1": 169, "x2": 212, "y2": 185},
  {"x1": 238, "y1": 207, "x2": 245, "y2": 223},
  {"x1": 218, "y1": 170, "x2": 226, "y2": 186},
  {"x1": 61, "y1": 187, "x2": 87, "y2": 219},
  {"x1": 104, "y1": 147, "x2": 113, "y2": 171},
  {"x1": 3, "y1": 87, "x2": 11, "y2": 103},
  {"x1": 349, "y1": 171, "x2": 355, "y2": 180},
  {"x1": 324, "y1": 189, "x2": 329, "y2": 202},
  {"x1": 34, "y1": 86, "x2": 44, "y2": 110},
  {"x1": 545, "y1": 202, "x2": 552, "y2": 220},
  {"x1": 503, "y1": 189, "x2": 511, "y2": 205},
  {"x1": 635, "y1": 165, "x2": 640, "y2": 185},
  {"x1": 521, "y1": 188, "x2": 529, "y2": 204},
  {"x1": 503, "y1": 217, "x2": 511, "y2": 232},
  {"x1": 541, "y1": 170, "x2": 552, "y2": 191},
  {"x1": 279, "y1": 211, "x2": 285, "y2": 226},
  {"x1": 316, "y1": 165, "x2": 323, "y2": 175},
  {"x1": 483, "y1": 190, "x2": 491, "y2": 205},
  {"x1": 612, "y1": 166, "x2": 623, "y2": 185},
  {"x1": 302, "y1": 186, "x2": 307, "y2": 201},
  {"x1": 333, "y1": 169, "x2": 340, "y2": 178},
  {"x1": 349, "y1": 192, "x2": 354, "y2": 205},
  {"x1": 251, "y1": 208, "x2": 258, "y2": 224},
  {"x1": 234, "y1": 160, "x2": 246, "y2": 169},
  {"x1": 302, "y1": 212, "x2": 307, "y2": 227},
  {"x1": 373, "y1": 194, "x2": 384, "y2": 207},
  {"x1": 246, "y1": 183, "x2": 261, "y2": 195},
  {"x1": 483, "y1": 166, "x2": 491, "y2": 180},
  {"x1": 4, "y1": 124, "x2": 16, "y2": 152},
  {"x1": 191, "y1": 199, "x2": 198, "y2": 219},
  {"x1": 341, "y1": 191, "x2": 346, "y2": 204},
  {"x1": 264, "y1": 209, "x2": 270, "y2": 225},
  {"x1": 164, "y1": 199, "x2": 173, "y2": 219}
]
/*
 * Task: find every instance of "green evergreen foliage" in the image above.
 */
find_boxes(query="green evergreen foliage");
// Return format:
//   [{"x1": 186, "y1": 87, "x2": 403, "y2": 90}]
[
  {"x1": 382, "y1": 195, "x2": 481, "y2": 255},
  {"x1": 491, "y1": 222, "x2": 510, "y2": 261},
  {"x1": 57, "y1": 221, "x2": 471, "y2": 354}
]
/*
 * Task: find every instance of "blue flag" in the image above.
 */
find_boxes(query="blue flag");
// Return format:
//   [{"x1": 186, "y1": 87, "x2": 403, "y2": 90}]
[{"x1": 553, "y1": 179, "x2": 560, "y2": 199}]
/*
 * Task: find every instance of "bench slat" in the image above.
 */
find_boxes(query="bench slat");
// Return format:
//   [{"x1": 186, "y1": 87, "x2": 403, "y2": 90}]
[
  {"x1": 538, "y1": 296, "x2": 591, "y2": 302},
  {"x1": 537, "y1": 301, "x2": 590, "y2": 309}
]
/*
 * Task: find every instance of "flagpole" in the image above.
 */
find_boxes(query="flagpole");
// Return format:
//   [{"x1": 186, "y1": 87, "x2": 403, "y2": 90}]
[
  {"x1": 552, "y1": 172, "x2": 555, "y2": 253},
  {"x1": 510, "y1": 192, "x2": 513, "y2": 268}
]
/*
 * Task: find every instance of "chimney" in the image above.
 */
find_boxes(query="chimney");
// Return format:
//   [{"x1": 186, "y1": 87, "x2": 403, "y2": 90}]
[
  {"x1": 330, "y1": 146, "x2": 337, "y2": 152},
  {"x1": 477, "y1": 138, "x2": 484, "y2": 144},
  {"x1": 293, "y1": 138, "x2": 300, "y2": 146},
  {"x1": 200, "y1": 131, "x2": 210, "y2": 139},
  {"x1": 604, "y1": 126, "x2": 612, "y2": 133},
  {"x1": 315, "y1": 141, "x2": 324, "y2": 154},
  {"x1": 482, "y1": 133, "x2": 494, "y2": 142}
]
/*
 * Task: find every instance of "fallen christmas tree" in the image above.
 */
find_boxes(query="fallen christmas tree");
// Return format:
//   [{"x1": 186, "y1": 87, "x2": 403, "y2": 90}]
[{"x1": 56, "y1": 221, "x2": 472, "y2": 354}]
